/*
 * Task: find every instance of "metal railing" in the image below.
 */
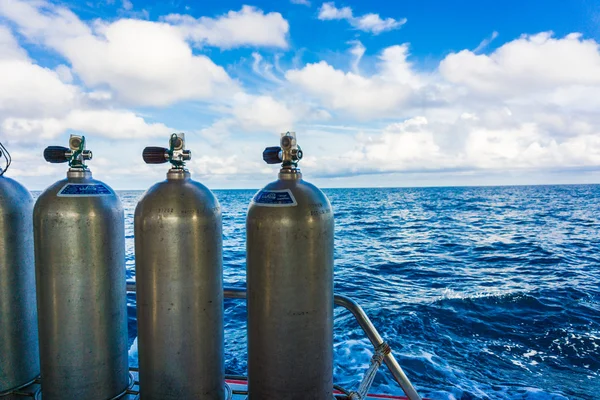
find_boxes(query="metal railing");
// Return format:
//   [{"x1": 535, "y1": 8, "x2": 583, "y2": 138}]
[{"x1": 126, "y1": 283, "x2": 422, "y2": 400}]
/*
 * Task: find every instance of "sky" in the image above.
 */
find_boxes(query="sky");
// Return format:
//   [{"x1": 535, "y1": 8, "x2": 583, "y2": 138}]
[{"x1": 0, "y1": 0, "x2": 599, "y2": 190}]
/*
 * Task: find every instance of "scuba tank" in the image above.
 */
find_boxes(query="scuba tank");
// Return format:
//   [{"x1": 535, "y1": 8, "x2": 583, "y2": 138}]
[
  {"x1": 34, "y1": 135, "x2": 129, "y2": 400},
  {"x1": 135, "y1": 133, "x2": 225, "y2": 399},
  {"x1": 0, "y1": 141, "x2": 39, "y2": 395},
  {"x1": 246, "y1": 132, "x2": 334, "y2": 399}
]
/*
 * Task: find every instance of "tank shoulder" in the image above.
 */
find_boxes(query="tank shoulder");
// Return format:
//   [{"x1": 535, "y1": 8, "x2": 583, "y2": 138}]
[
  {"x1": 0, "y1": 176, "x2": 32, "y2": 197},
  {"x1": 0, "y1": 176, "x2": 34, "y2": 211},
  {"x1": 135, "y1": 178, "x2": 220, "y2": 216},
  {"x1": 36, "y1": 178, "x2": 69, "y2": 198},
  {"x1": 34, "y1": 177, "x2": 122, "y2": 214},
  {"x1": 258, "y1": 178, "x2": 331, "y2": 207}
]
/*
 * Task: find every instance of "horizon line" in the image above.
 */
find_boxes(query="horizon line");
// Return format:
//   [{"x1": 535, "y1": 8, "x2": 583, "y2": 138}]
[{"x1": 27, "y1": 182, "x2": 600, "y2": 192}]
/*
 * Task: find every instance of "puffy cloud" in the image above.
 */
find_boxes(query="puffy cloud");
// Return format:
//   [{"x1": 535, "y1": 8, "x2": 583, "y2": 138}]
[
  {"x1": 0, "y1": 59, "x2": 78, "y2": 119},
  {"x1": 318, "y1": 2, "x2": 406, "y2": 34},
  {"x1": 288, "y1": 32, "x2": 600, "y2": 119},
  {"x1": 313, "y1": 113, "x2": 600, "y2": 179},
  {"x1": 164, "y1": 6, "x2": 289, "y2": 49},
  {"x1": 72, "y1": 19, "x2": 233, "y2": 106},
  {"x1": 286, "y1": 44, "x2": 422, "y2": 118},
  {"x1": 0, "y1": 0, "x2": 238, "y2": 107},
  {"x1": 318, "y1": 2, "x2": 352, "y2": 20},
  {"x1": 197, "y1": 93, "x2": 296, "y2": 144},
  {"x1": 2, "y1": 110, "x2": 171, "y2": 140},
  {"x1": 230, "y1": 93, "x2": 295, "y2": 132},
  {"x1": 344, "y1": 117, "x2": 446, "y2": 172},
  {"x1": 439, "y1": 32, "x2": 600, "y2": 98},
  {"x1": 0, "y1": 25, "x2": 27, "y2": 60},
  {"x1": 462, "y1": 120, "x2": 600, "y2": 170},
  {"x1": 287, "y1": 32, "x2": 600, "y2": 178},
  {"x1": 0, "y1": 24, "x2": 79, "y2": 119},
  {"x1": 190, "y1": 155, "x2": 241, "y2": 176},
  {"x1": 0, "y1": 25, "x2": 172, "y2": 143}
]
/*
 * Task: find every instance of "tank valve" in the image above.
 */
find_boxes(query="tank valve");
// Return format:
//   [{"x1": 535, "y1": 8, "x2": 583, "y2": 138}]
[
  {"x1": 43, "y1": 135, "x2": 92, "y2": 169},
  {"x1": 142, "y1": 133, "x2": 191, "y2": 169},
  {"x1": 0, "y1": 140, "x2": 11, "y2": 176},
  {"x1": 262, "y1": 132, "x2": 303, "y2": 168}
]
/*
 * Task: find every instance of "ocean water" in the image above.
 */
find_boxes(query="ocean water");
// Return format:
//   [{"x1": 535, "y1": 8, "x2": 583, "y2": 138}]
[{"x1": 116, "y1": 185, "x2": 598, "y2": 399}]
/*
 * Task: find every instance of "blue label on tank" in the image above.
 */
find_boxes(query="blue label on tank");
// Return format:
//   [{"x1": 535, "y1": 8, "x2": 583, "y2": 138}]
[
  {"x1": 57, "y1": 183, "x2": 113, "y2": 197},
  {"x1": 252, "y1": 189, "x2": 297, "y2": 207}
]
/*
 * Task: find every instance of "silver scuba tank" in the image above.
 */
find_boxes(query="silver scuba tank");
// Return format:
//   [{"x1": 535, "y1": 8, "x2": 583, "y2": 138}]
[
  {"x1": 34, "y1": 135, "x2": 128, "y2": 400},
  {"x1": 246, "y1": 132, "x2": 335, "y2": 399},
  {"x1": 134, "y1": 133, "x2": 224, "y2": 400},
  {"x1": 0, "y1": 142, "x2": 39, "y2": 395}
]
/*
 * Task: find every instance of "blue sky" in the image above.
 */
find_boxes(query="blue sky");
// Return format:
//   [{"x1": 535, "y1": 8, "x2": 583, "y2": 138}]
[{"x1": 0, "y1": 0, "x2": 599, "y2": 189}]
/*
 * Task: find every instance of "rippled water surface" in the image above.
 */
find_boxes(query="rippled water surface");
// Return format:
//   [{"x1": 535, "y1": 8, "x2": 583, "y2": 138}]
[{"x1": 117, "y1": 185, "x2": 600, "y2": 399}]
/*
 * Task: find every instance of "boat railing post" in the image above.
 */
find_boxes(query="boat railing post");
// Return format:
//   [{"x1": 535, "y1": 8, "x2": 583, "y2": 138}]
[
  {"x1": 333, "y1": 295, "x2": 422, "y2": 400},
  {"x1": 125, "y1": 283, "x2": 422, "y2": 400}
]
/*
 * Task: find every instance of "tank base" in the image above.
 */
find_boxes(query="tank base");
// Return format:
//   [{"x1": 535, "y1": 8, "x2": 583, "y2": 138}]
[
  {"x1": 2, "y1": 370, "x2": 235, "y2": 400},
  {"x1": 2, "y1": 369, "x2": 422, "y2": 400},
  {"x1": 1, "y1": 373, "x2": 134, "y2": 400}
]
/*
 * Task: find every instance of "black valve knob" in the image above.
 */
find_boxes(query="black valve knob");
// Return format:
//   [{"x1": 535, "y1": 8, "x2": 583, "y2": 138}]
[
  {"x1": 263, "y1": 146, "x2": 282, "y2": 164},
  {"x1": 44, "y1": 146, "x2": 69, "y2": 163},
  {"x1": 142, "y1": 147, "x2": 168, "y2": 164}
]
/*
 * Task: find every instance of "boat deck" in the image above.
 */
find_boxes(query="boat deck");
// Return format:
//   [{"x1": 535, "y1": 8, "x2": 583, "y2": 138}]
[
  {"x1": 3, "y1": 374, "x2": 412, "y2": 400},
  {"x1": 226, "y1": 378, "x2": 412, "y2": 399}
]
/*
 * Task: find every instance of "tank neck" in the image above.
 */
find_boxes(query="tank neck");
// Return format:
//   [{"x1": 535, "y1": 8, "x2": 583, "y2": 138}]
[
  {"x1": 278, "y1": 168, "x2": 302, "y2": 181},
  {"x1": 67, "y1": 169, "x2": 92, "y2": 180},
  {"x1": 167, "y1": 168, "x2": 191, "y2": 181}
]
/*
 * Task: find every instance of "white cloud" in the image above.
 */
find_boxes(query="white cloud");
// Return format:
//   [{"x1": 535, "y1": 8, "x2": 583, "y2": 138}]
[
  {"x1": 288, "y1": 32, "x2": 600, "y2": 118},
  {"x1": 344, "y1": 117, "x2": 446, "y2": 172},
  {"x1": 198, "y1": 93, "x2": 296, "y2": 143},
  {"x1": 251, "y1": 52, "x2": 283, "y2": 83},
  {"x1": 473, "y1": 31, "x2": 499, "y2": 53},
  {"x1": 73, "y1": 19, "x2": 234, "y2": 106},
  {"x1": 2, "y1": 109, "x2": 172, "y2": 140},
  {"x1": 286, "y1": 44, "x2": 421, "y2": 118},
  {"x1": 290, "y1": 0, "x2": 311, "y2": 6},
  {"x1": 0, "y1": 59, "x2": 78, "y2": 119},
  {"x1": 54, "y1": 64, "x2": 73, "y2": 83},
  {"x1": 230, "y1": 93, "x2": 295, "y2": 132},
  {"x1": 348, "y1": 40, "x2": 365, "y2": 73},
  {"x1": 440, "y1": 32, "x2": 600, "y2": 98},
  {"x1": 312, "y1": 113, "x2": 600, "y2": 179},
  {"x1": 288, "y1": 32, "x2": 600, "y2": 178},
  {"x1": 190, "y1": 155, "x2": 241, "y2": 176},
  {"x1": 0, "y1": 24, "x2": 173, "y2": 144},
  {"x1": 318, "y1": 2, "x2": 352, "y2": 19},
  {"x1": 164, "y1": 6, "x2": 289, "y2": 49},
  {"x1": 318, "y1": 2, "x2": 406, "y2": 34},
  {"x1": 0, "y1": 0, "x2": 238, "y2": 106},
  {"x1": 0, "y1": 25, "x2": 27, "y2": 60}
]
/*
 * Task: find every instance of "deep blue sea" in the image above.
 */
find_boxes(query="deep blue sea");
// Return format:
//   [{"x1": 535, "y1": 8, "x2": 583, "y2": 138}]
[{"x1": 116, "y1": 185, "x2": 599, "y2": 400}]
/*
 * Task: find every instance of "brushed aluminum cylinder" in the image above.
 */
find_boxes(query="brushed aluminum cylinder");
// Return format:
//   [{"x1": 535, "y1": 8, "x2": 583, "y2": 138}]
[
  {"x1": 33, "y1": 169, "x2": 128, "y2": 400},
  {"x1": 0, "y1": 176, "x2": 39, "y2": 394},
  {"x1": 134, "y1": 169, "x2": 224, "y2": 400},
  {"x1": 247, "y1": 170, "x2": 334, "y2": 400}
]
